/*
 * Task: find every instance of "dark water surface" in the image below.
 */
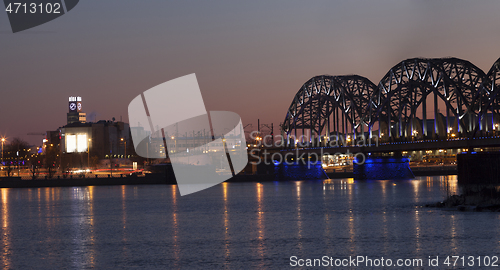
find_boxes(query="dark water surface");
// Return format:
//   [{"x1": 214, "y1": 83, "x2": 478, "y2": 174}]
[{"x1": 1, "y1": 176, "x2": 499, "y2": 269}]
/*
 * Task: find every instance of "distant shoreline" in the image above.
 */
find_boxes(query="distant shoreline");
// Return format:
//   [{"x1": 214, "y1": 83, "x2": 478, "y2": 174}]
[{"x1": 0, "y1": 167, "x2": 458, "y2": 189}]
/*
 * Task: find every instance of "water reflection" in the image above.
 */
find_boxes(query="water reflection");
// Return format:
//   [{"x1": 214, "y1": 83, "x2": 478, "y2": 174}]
[
  {"x1": 323, "y1": 179, "x2": 333, "y2": 192},
  {"x1": 295, "y1": 181, "x2": 302, "y2": 252},
  {"x1": 322, "y1": 180, "x2": 332, "y2": 254},
  {"x1": 446, "y1": 175, "x2": 458, "y2": 195},
  {"x1": 256, "y1": 183, "x2": 265, "y2": 265},
  {"x1": 347, "y1": 179, "x2": 355, "y2": 255},
  {"x1": 68, "y1": 187, "x2": 96, "y2": 269},
  {"x1": 449, "y1": 214, "x2": 458, "y2": 253},
  {"x1": 414, "y1": 208, "x2": 421, "y2": 254},
  {"x1": 0, "y1": 177, "x2": 497, "y2": 269},
  {"x1": 171, "y1": 185, "x2": 180, "y2": 266},
  {"x1": 380, "y1": 180, "x2": 389, "y2": 255},
  {"x1": 412, "y1": 179, "x2": 420, "y2": 203},
  {"x1": 426, "y1": 176, "x2": 433, "y2": 192},
  {"x1": 1, "y1": 189, "x2": 10, "y2": 269},
  {"x1": 222, "y1": 183, "x2": 230, "y2": 263},
  {"x1": 120, "y1": 185, "x2": 129, "y2": 263}
]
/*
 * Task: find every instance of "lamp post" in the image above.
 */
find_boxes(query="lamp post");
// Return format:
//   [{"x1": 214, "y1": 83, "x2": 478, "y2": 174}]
[
  {"x1": 17, "y1": 149, "x2": 20, "y2": 176},
  {"x1": 110, "y1": 149, "x2": 113, "y2": 177},
  {"x1": 1, "y1": 138, "x2": 5, "y2": 167},
  {"x1": 1, "y1": 138, "x2": 5, "y2": 176},
  {"x1": 171, "y1": 136, "x2": 176, "y2": 153},
  {"x1": 87, "y1": 138, "x2": 91, "y2": 170},
  {"x1": 121, "y1": 138, "x2": 126, "y2": 159}
]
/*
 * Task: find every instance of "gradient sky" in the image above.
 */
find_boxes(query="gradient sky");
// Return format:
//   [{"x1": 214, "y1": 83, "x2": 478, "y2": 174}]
[{"x1": 1, "y1": 1, "x2": 500, "y2": 145}]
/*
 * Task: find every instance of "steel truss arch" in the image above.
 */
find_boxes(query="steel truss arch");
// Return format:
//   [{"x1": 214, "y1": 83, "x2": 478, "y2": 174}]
[
  {"x1": 477, "y1": 58, "x2": 500, "y2": 132},
  {"x1": 282, "y1": 75, "x2": 378, "y2": 144},
  {"x1": 372, "y1": 58, "x2": 486, "y2": 140},
  {"x1": 283, "y1": 57, "x2": 500, "y2": 145}
]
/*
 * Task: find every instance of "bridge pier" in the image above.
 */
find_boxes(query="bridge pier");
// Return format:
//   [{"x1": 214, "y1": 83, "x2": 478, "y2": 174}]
[
  {"x1": 353, "y1": 156, "x2": 414, "y2": 180},
  {"x1": 458, "y1": 152, "x2": 500, "y2": 185}
]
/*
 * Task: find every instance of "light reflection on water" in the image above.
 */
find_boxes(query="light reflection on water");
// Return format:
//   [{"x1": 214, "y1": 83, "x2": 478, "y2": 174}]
[
  {"x1": 171, "y1": 184, "x2": 180, "y2": 268},
  {"x1": 1, "y1": 189, "x2": 10, "y2": 270},
  {"x1": 0, "y1": 176, "x2": 499, "y2": 269}
]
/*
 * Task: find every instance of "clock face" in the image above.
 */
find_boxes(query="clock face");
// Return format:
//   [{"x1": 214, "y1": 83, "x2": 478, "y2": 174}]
[
  {"x1": 77, "y1": 102, "x2": 82, "y2": 111},
  {"x1": 69, "y1": 102, "x2": 76, "y2": 111}
]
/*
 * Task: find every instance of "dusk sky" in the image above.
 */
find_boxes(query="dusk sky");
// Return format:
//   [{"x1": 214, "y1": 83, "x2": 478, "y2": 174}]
[{"x1": 1, "y1": 1, "x2": 500, "y2": 145}]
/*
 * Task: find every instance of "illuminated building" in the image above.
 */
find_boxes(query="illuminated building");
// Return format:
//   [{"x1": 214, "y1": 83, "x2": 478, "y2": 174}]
[
  {"x1": 67, "y1": 96, "x2": 87, "y2": 124},
  {"x1": 43, "y1": 97, "x2": 132, "y2": 168},
  {"x1": 60, "y1": 120, "x2": 130, "y2": 159}
]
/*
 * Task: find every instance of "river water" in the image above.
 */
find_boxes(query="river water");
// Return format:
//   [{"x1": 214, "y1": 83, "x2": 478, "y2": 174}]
[{"x1": 0, "y1": 176, "x2": 499, "y2": 269}]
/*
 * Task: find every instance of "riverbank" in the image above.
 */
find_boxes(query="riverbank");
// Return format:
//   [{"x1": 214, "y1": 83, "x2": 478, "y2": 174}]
[
  {"x1": 0, "y1": 166, "x2": 458, "y2": 188},
  {"x1": 0, "y1": 174, "x2": 168, "y2": 188},
  {"x1": 325, "y1": 166, "x2": 457, "y2": 179},
  {"x1": 426, "y1": 186, "x2": 500, "y2": 212}
]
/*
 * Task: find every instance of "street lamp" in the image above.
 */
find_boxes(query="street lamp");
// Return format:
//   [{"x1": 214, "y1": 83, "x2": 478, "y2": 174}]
[
  {"x1": 1, "y1": 138, "x2": 5, "y2": 167},
  {"x1": 121, "y1": 138, "x2": 126, "y2": 159},
  {"x1": 88, "y1": 138, "x2": 91, "y2": 170},
  {"x1": 171, "y1": 136, "x2": 176, "y2": 153},
  {"x1": 17, "y1": 149, "x2": 20, "y2": 176}
]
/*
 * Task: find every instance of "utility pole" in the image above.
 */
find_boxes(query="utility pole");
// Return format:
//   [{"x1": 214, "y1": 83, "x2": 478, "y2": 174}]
[
  {"x1": 110, "y1": 151, "x2": 113, "y2": 177},
  {"x1": 257, "y1": 120, "x2": 274, "y2": 147},
  {"x1": 271, "y1": 123, "x2": 274, "y2": 145}
]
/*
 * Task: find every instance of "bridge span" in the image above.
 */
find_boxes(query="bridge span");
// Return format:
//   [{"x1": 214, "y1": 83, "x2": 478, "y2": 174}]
[
  {"x1": 281, "y1": 57, "x2": 500, "y2": 147},
  {"x1": 274, "y1": 136, "x2": 500, "y2": 156}
]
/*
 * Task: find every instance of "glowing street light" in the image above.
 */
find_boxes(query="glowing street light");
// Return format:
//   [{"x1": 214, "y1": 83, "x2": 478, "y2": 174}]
[
  {"x1": 1, "y1": 138, "x2": 5, "y2": 167},
  {"x1": 170, "y1": 136, "x2": 177, "y2": 153},
  {"x1": 121, "y1": 138, "x2": 126, "y2": 159}
]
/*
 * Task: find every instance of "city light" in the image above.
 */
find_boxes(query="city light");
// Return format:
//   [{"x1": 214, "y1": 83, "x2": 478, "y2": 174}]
[
  {"x1": 1, "y1": 137, "x2": 5, "y2": 166},
  {"x1": 66, "y1": 134, "x2": 77, "y2": 153},
  {"x1": 77, "y1": 134, "x2": 88, "y2": 152},
  {"x1": 66, "y1": 133, "x2": 88, "y2": 153}
]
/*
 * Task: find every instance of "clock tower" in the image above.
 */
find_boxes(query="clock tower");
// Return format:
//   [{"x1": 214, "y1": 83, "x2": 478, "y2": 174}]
[{"x1": 67, "y1": 96, "x2": 87, "y2": 124}]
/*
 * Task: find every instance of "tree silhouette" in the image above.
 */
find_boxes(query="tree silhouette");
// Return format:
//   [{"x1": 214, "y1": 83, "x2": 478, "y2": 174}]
[
  {"x1": 5, "y1": 138, "x2": 30, "y2": 173},
  {"x1": 45, "y1": 144, "x2": 59, "y2": 178}
]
